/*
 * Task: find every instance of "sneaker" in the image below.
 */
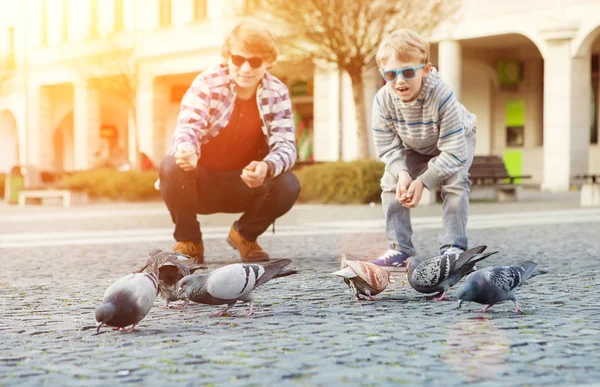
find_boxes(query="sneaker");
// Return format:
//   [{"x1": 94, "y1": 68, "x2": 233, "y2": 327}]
[
  {"x1": 227, "y1": 222, "x2": 270, "y2": 262},
  {"x1": 370, "y1": 249, "x2": 410, "y2": 268},
  {"x1": 440, "y1": 245, "x2": 465, "y2": 256},
  {"x1": 173, "y1": 241, "x2": 205, "y2": 264}
]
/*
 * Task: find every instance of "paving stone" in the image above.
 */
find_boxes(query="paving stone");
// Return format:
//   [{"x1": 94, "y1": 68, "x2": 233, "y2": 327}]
[{"x1": 1, "y1": 218, "x2": 600, "y2": 385}]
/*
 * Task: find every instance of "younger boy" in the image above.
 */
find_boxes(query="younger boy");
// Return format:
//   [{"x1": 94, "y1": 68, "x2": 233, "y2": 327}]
[{"x1": 370, "y1": 28, "x2": 476, "y2": 268}]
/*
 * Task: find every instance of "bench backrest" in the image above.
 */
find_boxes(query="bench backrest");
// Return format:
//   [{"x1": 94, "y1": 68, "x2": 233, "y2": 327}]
[{"x1": 469, "y1": 156, "x2": 510, "y2": 179}]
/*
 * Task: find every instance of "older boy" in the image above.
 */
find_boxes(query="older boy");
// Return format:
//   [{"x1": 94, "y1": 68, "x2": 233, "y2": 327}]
[
  {"x1": 370, "y1": 28, "x2": 476, "y2": 268},
  {"x1": 158, "y1": 21, "x2": 300, "y2": 264}
]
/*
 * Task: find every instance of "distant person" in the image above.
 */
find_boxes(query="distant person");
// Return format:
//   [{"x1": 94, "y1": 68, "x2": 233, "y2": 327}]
[
  {"x1": 370, "y1": 28, "x2": 476, "y2": 268},
  {"x1": 157, "y1": 21, "x2": 299, "y2": 264}
]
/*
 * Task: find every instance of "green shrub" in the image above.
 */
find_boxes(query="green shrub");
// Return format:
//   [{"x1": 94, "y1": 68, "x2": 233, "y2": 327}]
[
  {"x1": 293, "y1": 159, "x2": 385, "y2": 204},
  {"x1": 62, "y1": 169, "x2": 160, "y2": 201}
]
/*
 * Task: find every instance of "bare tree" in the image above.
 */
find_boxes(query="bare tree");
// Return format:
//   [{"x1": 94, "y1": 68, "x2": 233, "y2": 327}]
[
  {"x1": 72, "y1": 45, "x2": 141, "y2": 169},
  {"x1": 256, "y1": 0, "x2": 461, "y2": 159}
]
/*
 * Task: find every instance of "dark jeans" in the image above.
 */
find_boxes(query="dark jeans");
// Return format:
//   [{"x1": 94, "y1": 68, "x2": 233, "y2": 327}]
[{"x1": 159, "y1": 155, "x2": 301, "y2": 243}]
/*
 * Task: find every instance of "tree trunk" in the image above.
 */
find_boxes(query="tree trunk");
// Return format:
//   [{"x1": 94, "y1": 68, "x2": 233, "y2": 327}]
[
  {"x1": 128, "y1": 105, "x2": 141, "y2": 170},
  {"x1": 348, "y1": 69, "x2": 370, "y2": 159},
  {"x1": 337, "y1": 67, "x2": 344, "y2": 161}
]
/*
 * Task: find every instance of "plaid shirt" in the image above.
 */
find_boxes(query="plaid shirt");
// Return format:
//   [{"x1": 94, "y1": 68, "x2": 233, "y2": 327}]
[{"x1": 172, "y1": 64, "x2": 297, "y2": 177}]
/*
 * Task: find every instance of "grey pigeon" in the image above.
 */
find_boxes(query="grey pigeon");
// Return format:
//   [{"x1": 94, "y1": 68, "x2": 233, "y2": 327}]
[
  {"x1": 177, "y1": 259, "x2": 297, "y2": 316},
  {"x1": 95, "y1": 259, "x2": 161, "y2": 333},
  {"x1": 456, "y1": 260, "x2": 546, "y2": 313},
  {"x1": 137, "y1": 249, "x2": 205, "y2": 308},
  {"x1": 406, "y1": 245, "x2": 498, "y2": 301}
]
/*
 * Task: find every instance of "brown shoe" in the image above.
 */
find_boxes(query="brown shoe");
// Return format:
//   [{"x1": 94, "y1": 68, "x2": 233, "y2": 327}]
[
  {"x1": 173, "y1": 241, "x2": 205, "y2": 264},
  {"x1": 227, "y1": 223, "x2": 270, "y2": 262}
]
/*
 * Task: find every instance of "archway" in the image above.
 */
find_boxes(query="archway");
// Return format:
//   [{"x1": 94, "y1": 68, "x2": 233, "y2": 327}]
[
  {"x1": 572, "y1": 24, "x2": 600, "y2": 175},
  {"x1": 434, "y1": 33, "x2": 545, "y2": 185}
]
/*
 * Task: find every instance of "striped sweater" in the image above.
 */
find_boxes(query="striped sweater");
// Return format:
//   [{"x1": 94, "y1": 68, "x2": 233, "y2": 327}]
[
  {"x1": 372, "y1": 68, "x2": 476, "y2": 189},
  {"x1": 171, "y1": 64, "x2": 297, "y2": 177}
]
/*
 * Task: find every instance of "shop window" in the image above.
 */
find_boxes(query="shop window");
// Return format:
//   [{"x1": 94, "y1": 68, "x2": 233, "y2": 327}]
[{"x1": 505, "y1": 99, "x2": 525, "y2": 147}]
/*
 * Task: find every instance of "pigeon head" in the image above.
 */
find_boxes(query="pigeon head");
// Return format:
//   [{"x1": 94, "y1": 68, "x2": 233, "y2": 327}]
[
  {"x1": 456, "y1": 282, "x2": 478, "y2": 309},
  {"x1": 177, "y1": 274, "x2": 207, "y2": 300},
  {"x1": 95, "y1": 303, "x2": 116, "y2": 332}
]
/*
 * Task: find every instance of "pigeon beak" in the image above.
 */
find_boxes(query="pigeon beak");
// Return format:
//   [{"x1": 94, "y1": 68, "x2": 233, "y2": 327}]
[
  {"x1": 96, "y1": 322, "x2": 104, "y2": 333},
  {"x1": 457, "y1": 299, "x2": 463, "y2": 309}
]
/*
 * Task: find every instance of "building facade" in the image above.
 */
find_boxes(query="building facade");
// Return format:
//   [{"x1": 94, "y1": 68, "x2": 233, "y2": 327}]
[{"x1": 0, "y1": 0, "x2": 599, "y2": 192}]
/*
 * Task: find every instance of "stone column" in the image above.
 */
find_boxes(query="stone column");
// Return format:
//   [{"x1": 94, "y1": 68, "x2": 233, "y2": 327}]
[
  {"x1": 539, "y1": 19, "x2": 589, "y2": 192},
  {"x1": 134, "y1": 75, "x2": 167, "y2": 166},
  {"x1": 312, "y1": 62, "x2": 341, "y2": 161},
  {"x1": 73, "y1": 79, "x2": 100, "y2": 170},
  {"x1": 437, "y1": 40, "x2": 462, "y2": 100},
  {"x1": 26, "y1": 85, "x2": 51, "y2": 168}
]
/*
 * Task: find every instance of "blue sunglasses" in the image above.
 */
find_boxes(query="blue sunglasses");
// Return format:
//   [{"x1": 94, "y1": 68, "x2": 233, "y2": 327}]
[{"x1": 381, "y1": 64, "x2": 425, "y2": 82}]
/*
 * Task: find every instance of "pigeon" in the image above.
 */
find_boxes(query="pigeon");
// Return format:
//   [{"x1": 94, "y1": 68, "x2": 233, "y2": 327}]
[
  {"x1": 177, "y1": 259, "x2": 297, "y2": 316},
  {"x1": 456, "y1": 260, "x2": 547, "y2": 313},
  {"x1": 137, "y1": 248, "x2": 206, "y2": 308},
  {"x1": 332, "y1": 254, "x2": 390, "y2": 300},
  {"x1": 406, "y1": 245, "x2": 498, "y2": 301},
  {"x1": 95, "y1": 258, "x2": 161, "y2": 333}
]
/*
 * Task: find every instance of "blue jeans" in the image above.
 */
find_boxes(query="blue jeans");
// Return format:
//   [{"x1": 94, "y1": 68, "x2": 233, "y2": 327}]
[
  {"x1": 380, "y1": 136, "x2": 475, "y2": 256},
  {"x1": 159, "y1": 155, "x2": 300, "y2": 243}
]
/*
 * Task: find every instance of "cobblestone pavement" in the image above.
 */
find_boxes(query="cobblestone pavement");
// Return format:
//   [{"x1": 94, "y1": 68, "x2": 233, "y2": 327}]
[{"x1": 1, "y1": 205, "x2": 600, "y2": 386}]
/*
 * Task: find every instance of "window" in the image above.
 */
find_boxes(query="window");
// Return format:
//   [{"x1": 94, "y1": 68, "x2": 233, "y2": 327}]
[
  {"x1": 90, "y1": 0, "x2": 99, "y2": 38},
  {"x1": 41, "y1": 0, "x2": 48, "y2": 45},
  {"x1": 61, "y1": 0, "x2": 69, "y2": 42},
  {"x1": 505, "y1": 99, "x2": 525, "y2": 147},
  {"x1": 194, "y1": 0, "x2": 207, "y2": 21},
  {"x1": 159, "y1": 0, "x2": 171, "y2": 27},
  {"x1": 114, "y1": 0, "x2": 124, "y2": 32}
]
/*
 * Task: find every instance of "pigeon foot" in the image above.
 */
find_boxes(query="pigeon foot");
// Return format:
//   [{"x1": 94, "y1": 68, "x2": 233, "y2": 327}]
[
  {"x1": 432, "y1": 292, "x2": 450, "y2": 301},
  {"x1": 513, "y1": 301, "x2": 523, "y2": 313},
  {"x1": 475, "y1": 305, "x2": 493, "y2": 313}
]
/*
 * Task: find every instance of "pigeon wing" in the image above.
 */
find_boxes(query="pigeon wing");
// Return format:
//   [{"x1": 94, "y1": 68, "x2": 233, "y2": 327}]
[
  {"x1": 487, "y1": 266, "x2": 525, "y2": 292},
  {"x1": 205, "y1": 263, "x2": 266, "y2": 300},
  {"x1": 343, "y1": 260, "x2": 390, "y2": 293},
  {"x1": 412, "y1": 255, "x2": 449, "y2": 287}
]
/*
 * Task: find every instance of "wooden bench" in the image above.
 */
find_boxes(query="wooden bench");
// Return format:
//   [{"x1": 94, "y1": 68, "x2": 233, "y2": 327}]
[
  {"x1": 18, "y1": 189, "x2": 72, "y2": 208},
  {"x1": 574, "y1": 174, "x2": 600, "y2": 207},
  {"x1": 422, "y1": 155, "x2": 532, "y2": 204},
  {"x1": 468, "y1": 155, "x2": 532, "y2": 201}
]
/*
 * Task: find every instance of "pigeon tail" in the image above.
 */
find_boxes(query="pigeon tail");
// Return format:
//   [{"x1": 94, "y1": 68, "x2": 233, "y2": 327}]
[
  {"x1": 274, "y1": 269, "x2": 299, "y2": 278},
  {"x1": 517, "y1": 260, "x2": 538, "y2": 281},
  {"x1": 469, "y1": 251, "x2": 499, "y2": 266},
  {"x1": 453, "y1": 245, "x2": 488, "y2": 268}
]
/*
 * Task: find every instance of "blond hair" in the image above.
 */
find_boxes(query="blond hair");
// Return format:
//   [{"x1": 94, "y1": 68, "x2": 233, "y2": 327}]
[
  {"x1": 376, "y1": 29, "x2": 430, "y2": 68},
  {"x1": 221, "y1": 20, "x2": 278, "y2": 64}
]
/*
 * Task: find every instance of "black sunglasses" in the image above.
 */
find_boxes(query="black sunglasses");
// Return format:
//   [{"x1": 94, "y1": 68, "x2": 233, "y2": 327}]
[{"x1": 230, "y1": 53, "x2": 264, "y2": 69}]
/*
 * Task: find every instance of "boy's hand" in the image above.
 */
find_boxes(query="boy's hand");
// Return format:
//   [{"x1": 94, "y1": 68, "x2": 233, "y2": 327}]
[
  {"x1": 403, "y1": 179, "x2": 425, "y2": 208},
  {"x1": 175, "y1": 143, "x2": 198, "y2": 171},
  {"x1": 241, "y1": 161, "x2": 268, "y2": 188},
  {"x1": 396, "y1": 170, "x2": 413, "y2": 204}
]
